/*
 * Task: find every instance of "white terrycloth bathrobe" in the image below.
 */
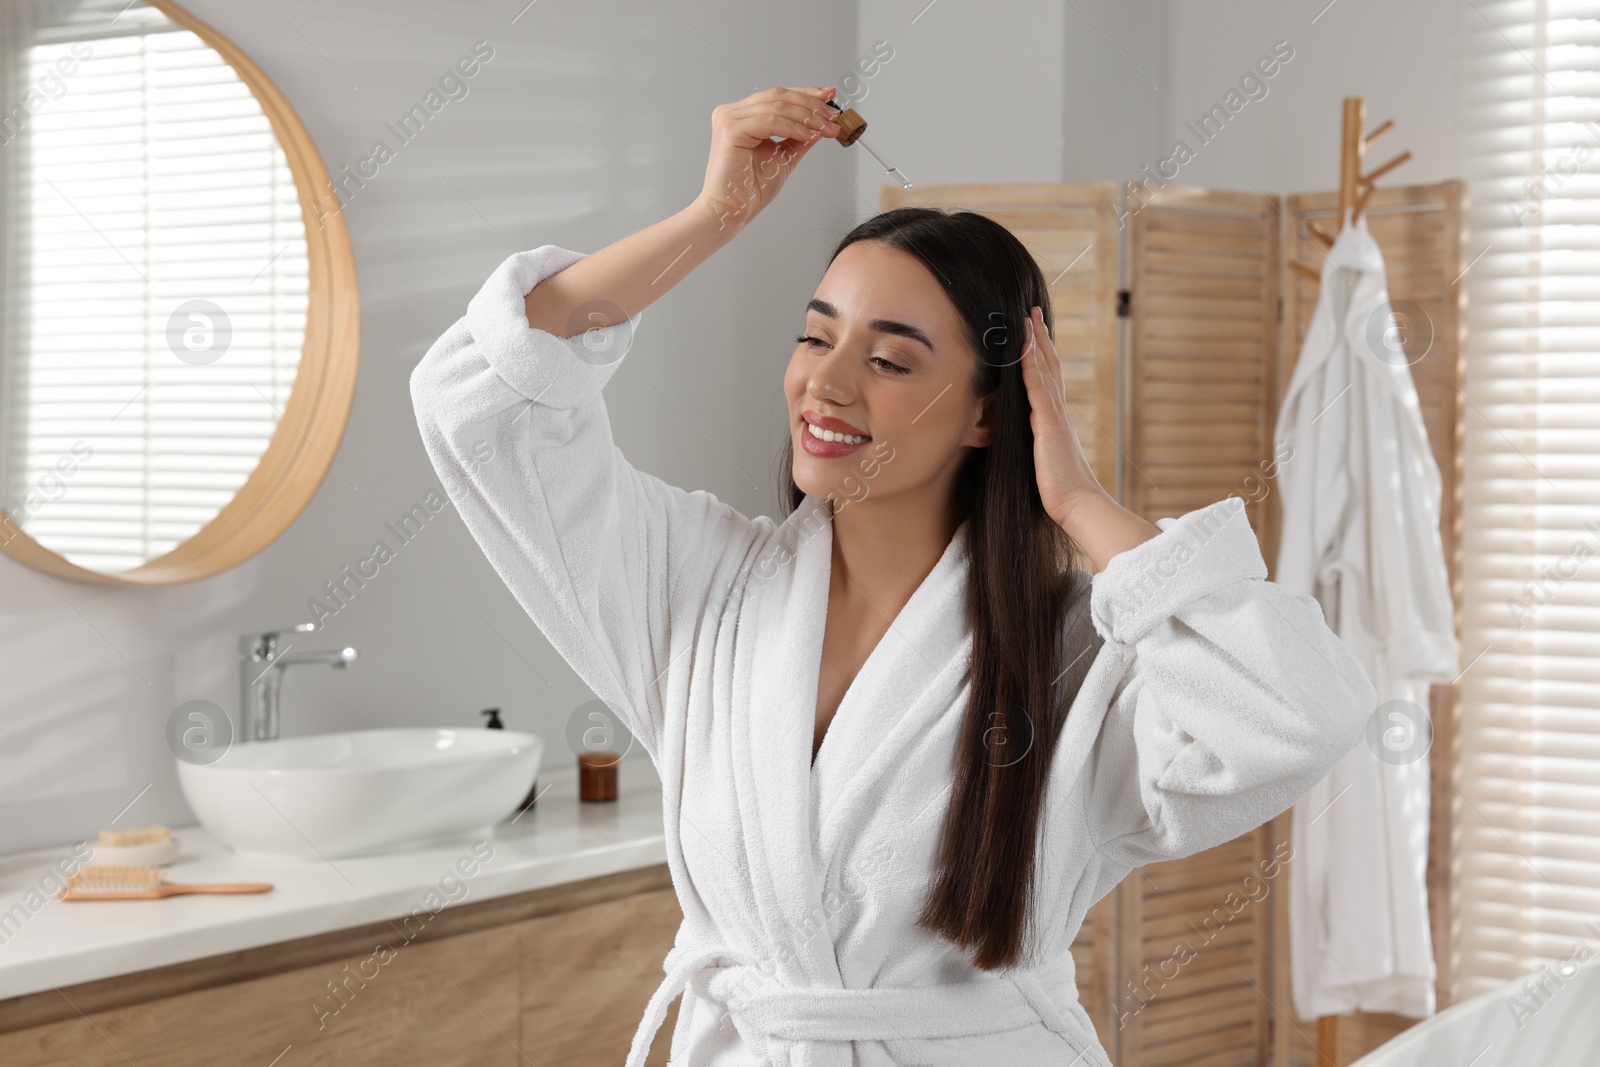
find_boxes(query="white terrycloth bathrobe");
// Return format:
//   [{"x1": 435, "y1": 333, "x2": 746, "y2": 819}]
[
  {"x1": 410, "y1": 244, "x2": 1381, "y2": 1067},
  {"x1": 1275, "y1": 216, "x2": 1459, "y2": 1021}
]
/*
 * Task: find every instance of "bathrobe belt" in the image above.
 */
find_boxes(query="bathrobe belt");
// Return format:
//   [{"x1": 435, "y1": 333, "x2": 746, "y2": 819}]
[{"x1": 623, "y1": 941, "x2": 1094, "y2": 1067}]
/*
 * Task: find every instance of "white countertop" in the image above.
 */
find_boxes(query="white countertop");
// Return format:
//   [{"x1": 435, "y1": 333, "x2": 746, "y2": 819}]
[{"x1": 0, "y1": 761, "x2": 666, "y2": 1002}]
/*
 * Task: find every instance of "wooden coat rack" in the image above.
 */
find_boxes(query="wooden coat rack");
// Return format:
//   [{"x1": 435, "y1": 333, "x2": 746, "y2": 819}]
[
  {"x1": 1288, "y1": 97, "x2": 1412, "y2": 282},
  {"x1": 1297, "y1": 93, "x2": 1413, "y2": 1067}
]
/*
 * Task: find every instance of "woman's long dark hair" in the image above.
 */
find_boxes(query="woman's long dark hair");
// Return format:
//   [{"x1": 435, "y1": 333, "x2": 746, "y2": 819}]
[{"x1": 777, "y1": 207, "x2": 1091, "y2": 970}]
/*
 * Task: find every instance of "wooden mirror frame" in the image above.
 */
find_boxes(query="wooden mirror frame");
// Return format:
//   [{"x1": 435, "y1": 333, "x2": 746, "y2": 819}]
[{"x1": 0, "y1": 0, "x2": 359, "y2": 585}]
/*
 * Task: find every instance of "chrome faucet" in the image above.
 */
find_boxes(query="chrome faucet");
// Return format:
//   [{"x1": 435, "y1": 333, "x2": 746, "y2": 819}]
[{"x1": 239, "y1": 625, "x2": 358, "y2": 742}]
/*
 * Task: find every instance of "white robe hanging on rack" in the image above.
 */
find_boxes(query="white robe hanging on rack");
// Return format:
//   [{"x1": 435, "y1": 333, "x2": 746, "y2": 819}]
[
  {"x1": 1275, "y1": 216, "x2": 1459, "y2": 1021},
  {"x1": 411, "y1": 243, "x2": 1382, "y2": 1065}
]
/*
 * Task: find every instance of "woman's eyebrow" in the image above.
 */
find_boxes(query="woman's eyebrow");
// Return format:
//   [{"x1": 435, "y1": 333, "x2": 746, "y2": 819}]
[{"x1": 806, "y1": 298, "x2": 934, "y2": 353}]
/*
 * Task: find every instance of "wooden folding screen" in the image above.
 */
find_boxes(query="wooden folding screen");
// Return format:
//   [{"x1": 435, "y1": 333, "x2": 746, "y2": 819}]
[
  {"x1": 1118, "y1": 186, "x2": 1284, "y2": 1066},
  {"x1": 1121, "y1": 187, "x2": 1283, "y2": 532},
  {"x1": 880, "y1": 180, "x2": 1466, "y2": 1066}
]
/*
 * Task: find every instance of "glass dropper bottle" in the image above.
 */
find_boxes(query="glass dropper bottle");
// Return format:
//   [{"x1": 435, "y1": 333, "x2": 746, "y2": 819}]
[{"x1": 824, "y1": 97, "x2": 912, "y2": 190}]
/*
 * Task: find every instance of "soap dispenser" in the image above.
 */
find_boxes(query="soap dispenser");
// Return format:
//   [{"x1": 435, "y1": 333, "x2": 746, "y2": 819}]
[{"x1": 481, "y1": 708, "x2": 539, "y2": 813}]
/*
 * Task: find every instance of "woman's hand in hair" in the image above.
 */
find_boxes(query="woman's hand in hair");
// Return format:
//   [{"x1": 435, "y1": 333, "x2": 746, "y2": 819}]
[
  {"x1": 1022, "y1": 306, "x2": 1161, "y2": 568},
  {"x1": 696, "y1": 86, "x2": 842, "y2": 233},
  {"x1": 1020, "y1": 305, "x2": 1107, "y2": 528}
]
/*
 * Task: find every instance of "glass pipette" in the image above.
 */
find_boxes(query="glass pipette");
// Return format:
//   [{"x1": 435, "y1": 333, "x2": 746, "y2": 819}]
[{"x1": 825, "y1": 96, "x2": 913, "y2": 189}]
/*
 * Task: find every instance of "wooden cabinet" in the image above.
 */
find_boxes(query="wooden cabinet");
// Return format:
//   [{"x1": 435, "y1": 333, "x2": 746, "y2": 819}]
[
  {"x1": 521, "y1": 885, "x2": 683, "y2": 1065},
  {"x1": 0, "y1": 866, "x2": 682, "y2": 1066}
]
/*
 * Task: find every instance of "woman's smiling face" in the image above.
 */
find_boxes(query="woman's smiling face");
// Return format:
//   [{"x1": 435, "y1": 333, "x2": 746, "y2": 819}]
[{"x1": 785, "y1": 240, "x2": 992, "y2": 508}]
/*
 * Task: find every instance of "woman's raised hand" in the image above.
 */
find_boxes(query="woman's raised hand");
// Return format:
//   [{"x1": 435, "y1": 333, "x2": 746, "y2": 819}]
[
  {"x1": 522, "y1": 87, "x2": 839, "y2": 337},
  {"x1": 697, "y1": 86, "x2": 842, "y2": 231},
  {"x1": 1019, "y1": 305, "x2": 1108, "y2": 530}
]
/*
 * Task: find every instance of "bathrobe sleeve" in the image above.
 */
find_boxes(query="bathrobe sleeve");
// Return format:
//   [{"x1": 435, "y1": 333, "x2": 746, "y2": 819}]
[
  {"x1": 408, "y1": 245, "x2": 758, "y2": 762},
  {"x1": 1080, "y1": 496, "x2": 1379, "y2": 869}
]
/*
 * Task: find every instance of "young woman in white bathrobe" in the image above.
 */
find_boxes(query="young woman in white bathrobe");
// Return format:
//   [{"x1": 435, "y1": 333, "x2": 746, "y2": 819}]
[{"x1": 410, "y1": 85, "x2": 1378, "y2": 1067}]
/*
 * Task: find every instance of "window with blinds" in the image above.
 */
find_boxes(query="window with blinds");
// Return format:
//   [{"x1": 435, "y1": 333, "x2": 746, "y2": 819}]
[
  {"x1": 3, "y1": 0, "x2": 307, "y2": 572},
  {"x1": 1457, "y1": 0, "x2": 1600, "y2": 1000}
]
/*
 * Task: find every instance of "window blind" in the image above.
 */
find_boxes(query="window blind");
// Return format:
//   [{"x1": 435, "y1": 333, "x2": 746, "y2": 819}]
[
  {"x1": 8, "y1": 1, "x2": 306, "y2": 573},
  {"x1": 1457, "y1": 0, "x2": 1600, "y2": 1000}
]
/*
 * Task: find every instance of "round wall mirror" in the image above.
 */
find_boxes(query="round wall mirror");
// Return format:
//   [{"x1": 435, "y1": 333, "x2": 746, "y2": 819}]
[{"x1": 0, "y1": 0, "x2": 357, "y2": 584}]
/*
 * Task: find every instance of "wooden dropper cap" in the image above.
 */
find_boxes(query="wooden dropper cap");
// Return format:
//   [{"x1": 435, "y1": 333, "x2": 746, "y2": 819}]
[{"x1": 826, "y1": 98, "x2": 867, "y2": 147}]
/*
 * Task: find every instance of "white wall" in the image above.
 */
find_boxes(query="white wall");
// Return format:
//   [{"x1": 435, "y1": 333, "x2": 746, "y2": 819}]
[
  {"x1": 0, "y1": 0, "x2": 856, "y2": 854},
  {"x1": 849, "y1": 0, "x2": 1463, "y2": 212},
  {"x1": 1059, "y1": 2, "x2": 1167, "y2": 186},
  {"x1": 847, "y1": 0, "x2": 1064, "y2": 209},
  {"x1": 1158, "y1": 0, "x2": 1463, "y2": 194},
  {"x1": 848, "y1": 0, "x2": 1070, "y2": 207},
  {"x1": 849, "y1": 0, "x2": 1167, "y2": 216}
]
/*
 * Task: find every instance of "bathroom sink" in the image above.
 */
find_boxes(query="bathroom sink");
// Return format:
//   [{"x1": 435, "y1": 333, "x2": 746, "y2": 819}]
[{"x1": 177, "y1": 728, "x2": 542, "y2": 860}]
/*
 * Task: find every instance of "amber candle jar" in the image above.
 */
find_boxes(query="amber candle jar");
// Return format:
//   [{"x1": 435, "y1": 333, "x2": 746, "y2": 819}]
[{"x1": 578, "y1": 751, "x2": 619, "y2": 802}]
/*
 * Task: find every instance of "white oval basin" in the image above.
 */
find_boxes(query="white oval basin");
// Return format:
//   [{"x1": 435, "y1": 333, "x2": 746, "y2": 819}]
[{"x1": 177, "y1": 728, "x2": 543, "y2": 860}]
